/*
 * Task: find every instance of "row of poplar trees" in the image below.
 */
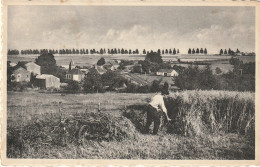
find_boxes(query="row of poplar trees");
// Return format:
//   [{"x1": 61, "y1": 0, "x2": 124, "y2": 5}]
[{"x1": 188, "y1": 48, "x2": 208, "y2": 54}]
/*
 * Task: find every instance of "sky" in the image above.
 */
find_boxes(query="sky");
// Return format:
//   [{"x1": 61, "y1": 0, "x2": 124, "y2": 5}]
[{"x1": 8, "y1": 6, "x2": 255, "y2": 54}]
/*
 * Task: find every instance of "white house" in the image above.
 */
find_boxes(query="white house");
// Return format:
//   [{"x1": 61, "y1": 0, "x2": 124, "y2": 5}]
[
  {"x1": 156, "y1": 69, "x2": 178, "y2": 77},
  {"x1": 66, "y1": 69, "x2": 85, "y2": 82}
]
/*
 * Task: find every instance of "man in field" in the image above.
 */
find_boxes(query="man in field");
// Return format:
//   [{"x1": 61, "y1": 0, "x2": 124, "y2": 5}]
[{"x1": 145, "y1": 89, "x2": 171, "y2": 135}]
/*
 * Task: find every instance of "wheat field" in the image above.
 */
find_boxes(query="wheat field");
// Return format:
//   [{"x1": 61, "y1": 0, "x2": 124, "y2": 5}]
[{"x1": 7, "y1": 90, "x2": 255, "y2": 159}]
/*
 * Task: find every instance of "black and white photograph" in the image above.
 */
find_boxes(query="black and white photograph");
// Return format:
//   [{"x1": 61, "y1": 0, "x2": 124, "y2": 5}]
[{"x1": 2, "y1": 1, "x2": 259, "y2": 165}]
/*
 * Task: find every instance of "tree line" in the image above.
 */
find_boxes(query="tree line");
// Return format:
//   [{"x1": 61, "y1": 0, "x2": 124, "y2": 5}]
[
  {"x1": 7, "y1": 49, "x2": 19, "y2": 55},
  {"x1": 8, "y1": 48, "x2": 180, "y2": 55},
  {"x1": 219, "y1": 48, "x2": 240, "y2": 56},
  {"x1": 188, "y1": 48, "x2": 207, "y2": 54}
]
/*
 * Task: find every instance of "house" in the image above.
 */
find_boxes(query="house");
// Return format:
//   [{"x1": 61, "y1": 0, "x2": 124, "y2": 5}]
[
  {"x1": 95, "y1": 65, "x2": 107, "y2": 75},
  {"x1": 123, "y1": 65, "x2": 135, "y2": 73},
  {"x1": 156, "y1": 69, "x2": 178, "y2": 77},
  {"x1": 11, "y1": 67, "x2": 31, "y2": 82},
  {"x1": 103, "y1": 61, "x2": 120, "y2": 71},
  {"x1": 24, "y1": 62, "x2": 41, "y2": 75},
  {"x1": 35, "y1": 74, "x2": 60, "y2": 89},
  {"x1": 14, "y1": 61, "x2": 41, "y2": 75},
  {"x1": 66, "y1": 69, "x2": 85, "y2": 82}
]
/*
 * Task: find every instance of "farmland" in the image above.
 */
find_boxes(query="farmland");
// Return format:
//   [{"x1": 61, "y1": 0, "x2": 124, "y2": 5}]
[{"x1": 7, "y1": 90, "x2": 255, "y2": 159}]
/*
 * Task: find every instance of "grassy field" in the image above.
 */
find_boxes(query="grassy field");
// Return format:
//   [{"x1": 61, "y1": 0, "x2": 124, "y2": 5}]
[{"x1": 7, "y1": 90, "x2": 255, "y2": 159}]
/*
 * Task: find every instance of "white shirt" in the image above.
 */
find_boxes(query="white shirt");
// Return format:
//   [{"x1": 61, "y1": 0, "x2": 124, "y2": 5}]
[{"x1": 149, "y1": 93, "x2": 167, "y2": 114}]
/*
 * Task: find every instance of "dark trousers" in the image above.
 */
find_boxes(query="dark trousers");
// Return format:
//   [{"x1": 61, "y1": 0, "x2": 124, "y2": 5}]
[{"x1": 145, "y1": 105, "x2": 162, "y2": 134}]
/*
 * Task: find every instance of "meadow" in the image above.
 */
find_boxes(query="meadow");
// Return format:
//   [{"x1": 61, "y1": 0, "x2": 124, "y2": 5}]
[{"x1": 7, "y1": 90, "x2": 255, "y2": 159}]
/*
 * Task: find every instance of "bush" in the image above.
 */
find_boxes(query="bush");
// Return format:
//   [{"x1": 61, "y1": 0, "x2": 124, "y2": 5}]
[
  {"x1": 7, "y1": 82, "x2": 32, "y2": 91},
  {"x1": 150, "y1": 80, "x2": 161, "y2": 92},
  {"x1": 65, "y1": 80, "x2": 81, "y2": 93},
  {"x1": 137, "y1": 85, "x2": 150, "y2": 93}
]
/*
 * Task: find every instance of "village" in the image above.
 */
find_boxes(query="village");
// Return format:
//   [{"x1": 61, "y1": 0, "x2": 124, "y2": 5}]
[{"x1": 7, "y1": 52, "x2": 180, "y2": 93}]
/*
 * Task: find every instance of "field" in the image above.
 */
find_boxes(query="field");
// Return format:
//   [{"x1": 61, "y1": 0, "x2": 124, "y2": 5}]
[{"x1": 7, "y1": 90, "x2": 255, "y2": 159}]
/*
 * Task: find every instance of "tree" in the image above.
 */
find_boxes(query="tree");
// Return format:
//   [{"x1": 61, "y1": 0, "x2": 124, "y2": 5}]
[
  {"x1": 173, "y1": 48, "x2": 176, "y2": 55},
  {"x1": 97, "y1": 57, "x2": 105, "y2": 66},
  {"x1": 215, "y1": 67, "x2": 222, "y2": 74},
  {"x1": 219, "y1": 49, "x2": 223, "y2": 55},
  {"x1": 140, "y1": 60, "x2": 151, "y2": 74},
  {"x1": 102, "y1": 70, "x2": 126, "y2": 90},
  {"x1": 224, "y1": 49, "x2": 227, "y2": 54},
  {"x1": 100, "y1": 48, "x2": 104, "y2": 54},
  {"x1": 204, "y1": 48, "x2": 207, "y2": 54},
  {"x1": 145, "y1": 51, "x2": 163, "y2": 63},
  {"x1": 236, "y1": 48, "x2": 240, "y2": 54},
  {"x1": 7, "y1": 49, "x2": 19, "y2": 55},
  {"x1": 129, "y1": 49, "x2": 132, "y2": 54},
  {"x1": 169, "y1": 49, "x2": 172, "y2": 54},
  {"x1": 177, "y1": 49, "x2": 179, "y2": 54},
  {"x1": 83, "y1": 68, "x2": 103, "y2": 93},
  {"x1": 188, "y1": 48, "x2": 191, "y2": 54},
  {"x1": 135, "y1": 49, "x2": 139, "y2": 54},
  {"x1": 121, "y1": 48, "x2": 124, "y2": 54},
  {"x1": 150, "y1": 80, "x2": 161, "y2": 93},
  {"x1": 69, "y1": 60, "x2": 72, "y2": 71},
  {"x1": 161, "y1": 82, "x2": 169, "y2": 95},
  {"x1": 228, "y1": 48, "x2": 232, "y2": 55},
  {"x1": 30, "y1": 72, "x2": 37, "y2": 86},
  {"x1": 157, "y1": 49, "x2": 161, "y2": 54},
  {"x1": 132, "y1": 65, "x2": 143, "y2": 73},
  {"x1": 35, "y1": 52, "x2": 57, "y2": 74},
  {"x1": 65, "y1": 80, "x2": 81, "y2": 93},
  {"x1": 200, "y1": 48, "x2": 204, "y2": 54},
  {"x1": 192, "y1": 48, "x2": 195, "y2": 54},
  {"x1": 196, "y1": 48, "x2": 200, "y2": 54},
  {"x1": 162, "y1": 50, "x2": 164, "y2": 54},
  {"x1": 143, "y1": 49, "x2": 146, "y2": 54},
  {"x1": 165, "y1": 49, "x2": 168, "y2": 54}
]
